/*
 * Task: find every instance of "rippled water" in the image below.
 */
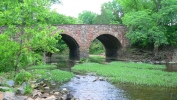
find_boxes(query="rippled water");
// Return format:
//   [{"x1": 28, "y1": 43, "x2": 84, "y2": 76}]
[
  {"x1": 60, "y1": 73, "x2": 177, "y2": 100},
  {"x1": 61, "y1": 73, "x2": 128, "y2": 100},
  {"x1": 54, "y1": 57, "x2": 177, "y2": 100}
]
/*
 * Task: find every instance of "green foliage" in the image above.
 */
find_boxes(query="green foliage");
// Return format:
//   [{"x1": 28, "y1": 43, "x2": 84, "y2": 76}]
[
  {"x1": 78, "y1": 10, "x2": 97, "y2": 24},
  {"x1": 0, "y1": 34, "x2": 19, "y2": 72},
  {"x1": 32, "y1": 69, "x2": 74, "y2": 82},
  {"x1": 0, "y1": 0, "x2": 61, "y2": 72},
  {"x1": 88, "y1": 55, "x2": 105, "y2": 64},
  {"x1": 0, "y1": 87, "x2": 13, "y2": 92},
  {"x1": 29, "y1": 65, "x2": 74, "y2": 82},
  {"x1": 165, "y1": 25, "x2": 177, "y2": 46},
  {"x1": 0, "y1": 71, "x2": 15, "y2": 80},
  {"x1": 94, "y1": 0, "x2": 122, "y2": 24},
  {"x1": 49, "y1": 11, "x2": 77, "y2": 24},
  {"x1": 15, "y1": 70, "x2": 32, "y2": 85},
  {"x1": 79, "y1": 58, "x2": 87, "y2": 63},
  {"x1": 123, "y1": 10, "x2": 168, "y2": 47},
  {"x1": 72, "y1": 62, "x2": 177, "y2": 87},
  {"x1": 28, "y1": 64, "x2": 57, "y2": 69},
  {"x1": 118, "y1": 0, "x2": 177, "y2": 48},
  {"x1": 89, "y1": 39, "x2": 104, "y2": 54},
  {"x1": 94, "y1": 9, "x2": 115, "y2": 24},
  {"x1": 24, "y1": 84, "x2": 32, "y2": 94},
  {"x1": 56, "y1": 39, "x2": 69, "y2": 54}
]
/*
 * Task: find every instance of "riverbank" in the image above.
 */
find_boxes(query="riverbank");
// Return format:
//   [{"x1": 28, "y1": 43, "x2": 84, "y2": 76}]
[
  {"x1": 1, "y1": 58, "x2": 177, "y2": 99},
  {"x1": 117, "y1": 47, "x2": 177, "y2": 63},
  {"x1": 0, "y1": 64, "x2": 75, "y2": 100},
  {"x1": 72, "y1": 61, "x2": 177, "y2": 87}
]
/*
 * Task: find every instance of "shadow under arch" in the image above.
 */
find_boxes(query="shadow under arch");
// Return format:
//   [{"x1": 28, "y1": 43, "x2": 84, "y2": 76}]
[
  {"x1": 96, "y1": 34, "x2": 122, "y2": 61},
  {"x1": 61, "y1": 34, "x2": 80, "y2": 60}
]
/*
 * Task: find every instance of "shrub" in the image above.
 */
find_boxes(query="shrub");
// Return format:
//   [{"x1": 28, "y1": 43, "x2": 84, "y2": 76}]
[
  {"x1": 24, "y1": 84, "x2": 32, "y2": 94},
  {"x1": 15, "y1": 70, "x2": 32, "y2": 85}
]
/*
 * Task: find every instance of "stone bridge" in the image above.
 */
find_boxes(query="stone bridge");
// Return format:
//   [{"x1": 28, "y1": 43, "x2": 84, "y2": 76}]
[{"x1": 54, "y1": 24, "x2": 128, "y2": 61}]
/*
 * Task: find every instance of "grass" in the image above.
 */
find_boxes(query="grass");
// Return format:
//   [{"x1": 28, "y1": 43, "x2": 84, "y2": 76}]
[
  {"x1": 72, "y1": 61, "x2": 177, "y2": 87},
  {"x1": 29, "y1": 65, "x2": 74, "y2": 82},
  {"x1": 88, "y1": 55, "x2": 105, "y2": 64},
  {"x1": 27, "y1": 64, "x2": 57, "y2": 70},
  {"x1": 31, "y1": 69, "x2": 74, "y2": 82},
  {"x1": 0, "y1": 65, "x2": 74, "y2": 84}
]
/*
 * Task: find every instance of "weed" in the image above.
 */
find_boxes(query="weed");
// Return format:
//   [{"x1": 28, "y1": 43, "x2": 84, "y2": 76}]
[
  {"x1": 72, "y1": 61, "x2": 177, "y2": 87},
  {"x1": 28, "y1": 64, "x2": 57, "y2": 70},
  {"x1": 15, "y1": 70, "x2": 32, "y2": 85}
]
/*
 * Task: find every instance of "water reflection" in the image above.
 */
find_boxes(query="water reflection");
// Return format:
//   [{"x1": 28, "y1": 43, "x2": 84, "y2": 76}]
[
  {"x1": 53, "y1": 55, "x2": 177, "y2": 100},
  {"x1": 59, "y1": 73, "x2": 177, "y2": 100},
  {"x1": 115, "y1": 83, "x2": 177, "y2": 100},
  {"x1": 165, "y1": 63, "x2": 177, "y2": 72}
]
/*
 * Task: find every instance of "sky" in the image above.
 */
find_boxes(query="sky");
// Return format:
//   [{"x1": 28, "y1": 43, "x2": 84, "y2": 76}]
[{"x1": 51, "y1": 0, "x2": 111, "y2": 18}]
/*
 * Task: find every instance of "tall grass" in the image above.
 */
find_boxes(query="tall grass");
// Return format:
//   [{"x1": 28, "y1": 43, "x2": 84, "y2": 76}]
[
  {"x1": 27, "y1": 64, "x2": 57, "y2": 69},
  {"x1": 72, "y1": 61, "x2": 177, "y2": 87},
  {"x1": 32, "y1": 69, "x2": 74, "y2": 82},
  {"x1": 88, "y1": 55, "x2": 105, "y2": 64},
  {"x1": 29, "y1": 65, "x2": 74, "y2": 83}
]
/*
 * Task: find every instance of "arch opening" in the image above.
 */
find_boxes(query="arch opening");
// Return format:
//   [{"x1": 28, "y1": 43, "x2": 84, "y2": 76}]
[
  {"x1": 60, "y1": 34, "x2": 80, "y2": 60},
  {"x1": 96, "y1": 34, "x2": 122, "y2": 61}
]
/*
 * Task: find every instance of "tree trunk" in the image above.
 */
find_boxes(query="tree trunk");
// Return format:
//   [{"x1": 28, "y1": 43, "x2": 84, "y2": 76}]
[
  {"x1": 153, "y1": 46, "x2": 159, "y2": 57},
  {"x1": 43, "y1": 51, "x2": 46, "y2": 64}
]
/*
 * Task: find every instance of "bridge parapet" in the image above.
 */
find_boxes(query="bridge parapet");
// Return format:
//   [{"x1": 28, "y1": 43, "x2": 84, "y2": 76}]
[{"x1": 55, "y1": 25, "x2": 129, "y2": 60}]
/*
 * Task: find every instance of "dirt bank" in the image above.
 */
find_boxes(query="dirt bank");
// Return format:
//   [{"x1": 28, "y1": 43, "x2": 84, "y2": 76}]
[{"x1": 117, "y1": 47, "x2": 177, "y2": 63}]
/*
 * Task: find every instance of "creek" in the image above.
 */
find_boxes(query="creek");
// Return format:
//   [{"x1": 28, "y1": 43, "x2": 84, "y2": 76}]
[
  {"x1": 58, "y1": 73, "x2": 177, "y2": 100},
  {"x1": 54, "y1": 61, "x2": 177, "y2": 100},
  {"x1": 60, "y1": 73, "x2": 127, "y2": 100}
]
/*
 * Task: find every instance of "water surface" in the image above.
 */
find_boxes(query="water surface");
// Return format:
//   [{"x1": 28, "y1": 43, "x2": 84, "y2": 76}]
[{"x1": 61, "y1": 73, "x2": 128, "y2": 100}]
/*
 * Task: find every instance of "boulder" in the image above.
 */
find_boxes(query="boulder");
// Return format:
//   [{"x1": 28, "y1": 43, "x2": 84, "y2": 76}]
[
  {"x1": 32, "y1": 89, "x2": 42, "y2": 98},
  {"x1": 44, "y1": 86, "x2": 50, "y2": 90},
  {"x1": 45, "y1": 95, "x2": 56, "y2": 100},
  {"x1": 26, "y1": 97, "x2": 34, "y2": 100},
  {"x1": 5, "y1": 80, "x2": 15, "y2": 87},
  {"x1": 53, "y1": 91, "x2": 60, "y2": 96},
  {"x1": 0, "y1": 86, "x2": 11, "y2": 91},
  {"x1": 60, "y1": 88, "x2": 68, "y2": 94},
  {"x1": 16, "y1": 87, "x2": 25, "y2": 95},
  {"x1": 41, "y1": 93, "x2": 49, "y2": 98},
  {"x1": 3, "y1": 92, "x2": 16, "y2": 100}
]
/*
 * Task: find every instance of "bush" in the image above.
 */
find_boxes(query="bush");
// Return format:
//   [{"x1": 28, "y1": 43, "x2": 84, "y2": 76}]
[
  {"x1": 15, "y1": 70, "x2": 32, "y2": 85},
  {"x1": 24, "y1": 84, "x2": 32, "y2": 94}
]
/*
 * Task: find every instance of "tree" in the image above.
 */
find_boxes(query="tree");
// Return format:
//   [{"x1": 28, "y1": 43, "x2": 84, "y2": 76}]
[
  {"x1": 94, "y1": 0, "x2": 123, "y2": 24},
  {"x1": 78, "y1": 10, "x2": 97, "y2": 24},
  {"x1": 49, "y1": 11, "x2": 77, "y2": 25},
  {"x1": 0, "y1": 0, "x2": 61, "y2": 73},
  {"x1": 118, "y1": 0, "x2": 177, "y2": 54},
  {"x1": 94, "y1": 8, "x2": 116, "y2": 24}
]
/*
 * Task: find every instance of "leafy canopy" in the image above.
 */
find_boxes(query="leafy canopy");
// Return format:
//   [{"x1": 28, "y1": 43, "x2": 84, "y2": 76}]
[
  {"x1": 0, "y1": 0, "x2": 61, "y2": 72},
  {"x1": 118, "y1": 0, "x2": 177, "y2": 48}
]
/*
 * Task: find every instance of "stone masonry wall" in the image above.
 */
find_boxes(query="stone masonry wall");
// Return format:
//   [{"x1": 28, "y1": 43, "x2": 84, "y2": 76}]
[{"x1": 55, "y1": 25, "x2": 128, "y2": 59}]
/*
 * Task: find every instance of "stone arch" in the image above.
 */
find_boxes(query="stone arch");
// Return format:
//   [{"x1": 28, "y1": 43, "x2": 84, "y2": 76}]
[
  {"x1": 61, "y1": 34, "x2": 80, "y2": 60},
  {"x1": 91, "y1": 34, "x2": 122, "y2": 61}
]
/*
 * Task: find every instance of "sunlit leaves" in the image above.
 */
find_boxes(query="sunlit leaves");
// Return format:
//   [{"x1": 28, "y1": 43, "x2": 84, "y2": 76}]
[
  {"x1": 94, "y1": 0, "x2": 122, "y2": 24},
  {"x1": 49, "y1": 11, "x2": 77, "y2": 24},
  {"x1": 78, "y1": 10, "x2": 97, "y2": 24},
  {"x1": 0, "y1": 0, "x2": 61, "y2": 72},
  {"x1": 119, "y1": 0, "x2": 177, "y2": 48}
]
